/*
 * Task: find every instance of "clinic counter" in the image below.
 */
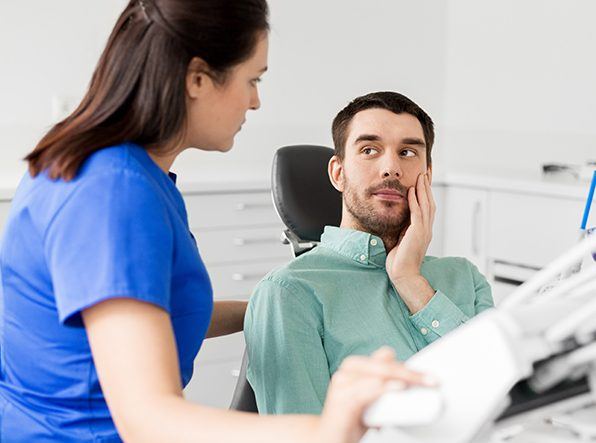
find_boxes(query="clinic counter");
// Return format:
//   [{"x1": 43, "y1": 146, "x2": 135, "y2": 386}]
[
  {"x1": 0, "y1": 169, "x2": 590, "y2": 201},
  {"x1": 435, "y1": 170, "x2": 590, "y2": 200},
  {"x1": 0, "y1": 175, "x2": 270, "y2": 200}
]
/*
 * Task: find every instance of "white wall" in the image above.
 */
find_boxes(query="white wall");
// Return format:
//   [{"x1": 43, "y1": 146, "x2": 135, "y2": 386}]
[
  {"x1": 0, "y1": 1, "x2": 448, "y2": 182},
  {"x1": 174, "y1": 0, "x2": 448, "y2": 179},
  {"x1": 440, "y1": 0, "x2": 596, "y2": 174},
  {"x1": 0, "y1": 1, "x2": 126, "y2": 181},
  {"x1": 1, "y1": 1, "x2": 594, "y2": 183}
]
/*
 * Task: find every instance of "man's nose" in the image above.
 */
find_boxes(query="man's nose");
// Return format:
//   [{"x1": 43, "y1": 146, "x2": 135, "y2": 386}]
[{"x1": 381, "y1": 156, "x2": 403, "y2": 178}]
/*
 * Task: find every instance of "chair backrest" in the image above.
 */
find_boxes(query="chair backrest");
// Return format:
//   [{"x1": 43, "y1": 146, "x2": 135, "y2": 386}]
[
  {"x1": 272, "y1": 144, "x2": 342, "y2": 243},
  {"x1": 229, "y1": 349, "x2": 256, "y2": 412},
  {"x1": 229, "y1": 145, "x2": 343, "y2": 412}
]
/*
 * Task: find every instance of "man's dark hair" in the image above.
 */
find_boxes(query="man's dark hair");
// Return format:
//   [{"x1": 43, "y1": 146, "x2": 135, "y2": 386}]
[
  {"x1": 26, "y1": 0, "x2": 269, "y2": 180},
  {"x1": 331, "y1": 91, "x2": 435, "y2": 165}
]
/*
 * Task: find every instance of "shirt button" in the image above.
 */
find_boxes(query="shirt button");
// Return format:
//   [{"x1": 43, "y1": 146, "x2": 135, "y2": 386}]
[
  {"x1": 370, "y1": 239, "x2": 378, "y2": 246},
  {"x1": 360, "y1": 254, "x2": 367, "y2": 262},
  {"x1": 431, "y1": 320, "x2": 440, "y2": 329},
  {"x1": 420, "y1": 327, "x2": 428, "y2": 335}
]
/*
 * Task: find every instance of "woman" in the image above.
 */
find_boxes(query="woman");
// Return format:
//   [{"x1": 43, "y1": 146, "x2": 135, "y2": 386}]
[{"x1": 0, "y1": 1, "x2": 432, "y2": 441}]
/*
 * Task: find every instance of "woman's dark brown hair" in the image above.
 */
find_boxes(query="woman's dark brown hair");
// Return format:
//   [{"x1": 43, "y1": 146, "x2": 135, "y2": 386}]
[{"x1": 26, "y1": 0, "x2": 269, "y2": 180}]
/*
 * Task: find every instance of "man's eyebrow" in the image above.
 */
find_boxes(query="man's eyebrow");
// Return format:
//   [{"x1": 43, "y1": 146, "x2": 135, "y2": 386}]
[
  {"x1": 401, "y1": 137, "x2": 426, "y2": 147},
  {"x1": 354, "y1": 134, "x2": 382, "y2": 144}
]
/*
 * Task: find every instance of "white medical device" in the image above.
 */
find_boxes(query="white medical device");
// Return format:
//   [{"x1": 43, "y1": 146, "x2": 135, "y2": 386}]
[{"x1": 362, "y1": 233, "x2": 596, "y2": 443}]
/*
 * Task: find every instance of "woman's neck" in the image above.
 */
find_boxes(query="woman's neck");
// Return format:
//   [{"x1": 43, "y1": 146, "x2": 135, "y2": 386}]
[{"x1": 146, "y1": 140, "x2": 185, "y2": 174}]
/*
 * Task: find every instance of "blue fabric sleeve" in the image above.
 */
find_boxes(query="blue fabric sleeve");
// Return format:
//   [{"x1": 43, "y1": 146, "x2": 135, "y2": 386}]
[{"x1": 44, "y1": 170, "x2": 174, "y2": 326}]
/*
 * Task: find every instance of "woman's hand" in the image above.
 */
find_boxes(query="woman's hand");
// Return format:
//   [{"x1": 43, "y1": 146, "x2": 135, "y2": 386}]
[{"x1": 316, "y1": 347, "x2": 435, "y2": 443}]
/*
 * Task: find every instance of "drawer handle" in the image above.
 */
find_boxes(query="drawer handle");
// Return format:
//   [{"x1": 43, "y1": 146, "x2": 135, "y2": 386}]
[
  {"x1": 235, "y1": 203, "x2": 271, "y2": 211},
  {"x1": 233, "y1": 237, "x2": 280, "y2": 246},
  {"x1": 231, "y1": 369, "x2": 240, "y2": 378},
  {"x1": 232, "y1": 273, "x2": 263, "y2": 282}
]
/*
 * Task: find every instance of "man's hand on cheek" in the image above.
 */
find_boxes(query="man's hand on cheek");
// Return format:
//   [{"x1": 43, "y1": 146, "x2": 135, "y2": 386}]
[{"x1": 385, "y1": 173, "x2": 436, "y2": 314}]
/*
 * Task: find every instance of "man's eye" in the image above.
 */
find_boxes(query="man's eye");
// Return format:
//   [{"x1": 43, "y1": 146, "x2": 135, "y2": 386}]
[
  {"x1": 401, "y1": 149, "x2": 416, "y2": 157},
  {"x1": 250, "y1": 78, "x2": 262, "y2": 86},
  {"x1": 362, "y1": 146, "x2": 378, "y2": 155}
]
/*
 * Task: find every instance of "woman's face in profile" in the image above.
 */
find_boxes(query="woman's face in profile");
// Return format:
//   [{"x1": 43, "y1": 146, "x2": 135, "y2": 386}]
[{"x1": 184, "y1": 33, "x2": 269, "y2": 152}]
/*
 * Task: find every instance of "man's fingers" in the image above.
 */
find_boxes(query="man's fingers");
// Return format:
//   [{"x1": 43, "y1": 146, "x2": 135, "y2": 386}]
[
  {"x1": 408, "y1": 186, "x2": 422, "y2": 226},
  {"x1": 416, "y1": 174, "x2": 430, "y2": 226}
]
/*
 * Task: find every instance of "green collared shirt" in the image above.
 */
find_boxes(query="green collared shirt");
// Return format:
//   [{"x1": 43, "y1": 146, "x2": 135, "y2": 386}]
[{"x1": 244, "y1": 226, "x2": 494, "y2": 414}]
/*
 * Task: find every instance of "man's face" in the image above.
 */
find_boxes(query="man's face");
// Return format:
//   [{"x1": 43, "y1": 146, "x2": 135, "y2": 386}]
[{"x1": 329, "y1": 108, "x2": 431, "y2": 237}]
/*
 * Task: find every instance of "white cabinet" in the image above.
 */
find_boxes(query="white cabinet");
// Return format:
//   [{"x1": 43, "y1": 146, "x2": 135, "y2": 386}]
[
  {"x1": 442, "y1": 186, "x2": 489, "y2": 274},
  {"x1": 185, "y1": 192, "x2": 279, "y2": 230},
  {"x1": 438, "y1": 176, "x2": 589, "y2": 305},
  {"x1": 207, "y1": 259, "x2": 288, "y2": 300},
  {"x1": 185, "y1": 357, "x2": 244, "y2": 409},
  {"x1": 195, "y1": 226, "x2": 288, "y2": 266},
  {"x1": 182, "y1": 189, "x2": 291, "y2": 408},
  {"x1": 488, "y1": 191, "x2": 584, "y2": 269},
  {"x1": 0, "y1": 200, "x2": 10, "y2": 235}
]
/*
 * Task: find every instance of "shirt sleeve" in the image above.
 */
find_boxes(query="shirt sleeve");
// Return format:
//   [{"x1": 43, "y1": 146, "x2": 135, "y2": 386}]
[
  {"x1": 471, "y1": 262, "x2": 494, "y2": 314},
  {"x1": 408, "y1": 290, "x2": 469, "y2": 344},
  {"x1": 409, "y1": 260, "x2": 495, "y2": 344},
  {"x1": 44, "y1": 170, "x2": 174, "y2": 326},
  {"x1": 244, "y1": 278, "x2": 330, "y2": 415}
]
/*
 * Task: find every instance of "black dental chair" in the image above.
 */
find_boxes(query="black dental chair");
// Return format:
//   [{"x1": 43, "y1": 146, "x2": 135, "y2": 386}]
[{"x1": 229, "y1": 144, "x2": 342, "y2": 412}]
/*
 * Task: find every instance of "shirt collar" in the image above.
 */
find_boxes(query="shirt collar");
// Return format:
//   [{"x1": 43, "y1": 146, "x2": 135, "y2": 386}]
[
  {"x1": 127, "y1": 142, "x2": 178, "y2": 186},
  {"x1": 320, "y1": 226, "x2": 387, "y2": 268}
]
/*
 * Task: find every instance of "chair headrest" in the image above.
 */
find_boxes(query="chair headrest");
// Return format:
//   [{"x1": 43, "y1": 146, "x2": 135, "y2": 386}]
[{"x1": 272, "y1": 145, "x2": 342, "y2": 242}]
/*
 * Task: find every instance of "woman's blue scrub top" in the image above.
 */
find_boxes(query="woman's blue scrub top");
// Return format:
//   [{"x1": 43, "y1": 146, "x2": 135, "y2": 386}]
[{"x1": 0, "y1": 143, "x2": 213, "y2": 442}]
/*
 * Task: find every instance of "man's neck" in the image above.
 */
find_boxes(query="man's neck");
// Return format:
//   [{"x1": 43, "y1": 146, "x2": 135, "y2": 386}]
[{"x1": 339, "y1": 218, "x2": 401, "y2": 253}]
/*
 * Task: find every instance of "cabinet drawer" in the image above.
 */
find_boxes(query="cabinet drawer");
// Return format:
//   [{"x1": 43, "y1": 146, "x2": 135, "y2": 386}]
[
  {"x1": 488, "y1": 191, "x2": 584, "y2": 268},
  {"x1": 184, "y1": 192, "x2": 279, "y2": 229},
  {"x1": 197, "y1": 331, "x2": 245, "y2": 364},
  {"x1": 184, "y1": 357, "x2": 241, "y2": 408},
  {"x1": 442, "y1": 186, "x2": 489, "y2": 273},
  {"x1": 208, "y1": 259, "x2": 289, "y2": 300},
  {"x1": 195, "y1": 226, "x2": 291, "y2": 265}
]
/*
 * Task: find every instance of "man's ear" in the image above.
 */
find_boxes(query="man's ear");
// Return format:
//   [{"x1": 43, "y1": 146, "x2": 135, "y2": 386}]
[
  {"x1": 426, "y1": 164, "x2": 433, "y2": 185},
  {"x1": 186, "y1": 57, "x2": 214, "y2": 99},
  {"x1": 328, "y1": 155, "x2": 344, "y2": 192}
]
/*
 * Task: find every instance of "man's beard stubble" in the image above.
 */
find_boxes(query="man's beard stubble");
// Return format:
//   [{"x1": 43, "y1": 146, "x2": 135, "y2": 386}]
[{"x1": 343, "y1": 178, "x2": 410, "y2": 248}]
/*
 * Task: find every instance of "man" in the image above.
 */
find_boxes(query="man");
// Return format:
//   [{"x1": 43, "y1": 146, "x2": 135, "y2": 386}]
[{"x1": 244, "y1": 91, "x2": 494, "y2": 414}]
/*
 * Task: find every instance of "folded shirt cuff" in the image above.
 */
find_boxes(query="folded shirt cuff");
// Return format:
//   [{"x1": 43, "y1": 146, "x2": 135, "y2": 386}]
[{"x1": 408, "y1": 290, "x2": 469, "y2": 344}]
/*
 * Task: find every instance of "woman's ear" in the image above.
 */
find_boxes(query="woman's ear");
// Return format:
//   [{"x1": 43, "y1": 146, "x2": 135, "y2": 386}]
[
  {"x1": 185, "y1": 57, "x2": 213, "y2": 99},
  {"x1": 328, "y1": 155, "x2": 344, "y2": 192}
]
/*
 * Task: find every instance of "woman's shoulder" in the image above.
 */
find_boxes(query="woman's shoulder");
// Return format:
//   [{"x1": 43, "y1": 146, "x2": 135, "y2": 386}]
[
  {"x1": 26, "y1": 143, "x2": 161, "y2": 198},
  {"x1": 15, "y1": 143, "x2": 168, "y2": 226},
  {"x1": 76, "y1": 142, "x2": 152, "y2": 180}
]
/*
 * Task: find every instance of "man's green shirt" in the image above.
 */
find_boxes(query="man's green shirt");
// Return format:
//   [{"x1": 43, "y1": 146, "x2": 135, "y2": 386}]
[{"x1": 244, "y1": 226, "x2": 494, "y2": 414}]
